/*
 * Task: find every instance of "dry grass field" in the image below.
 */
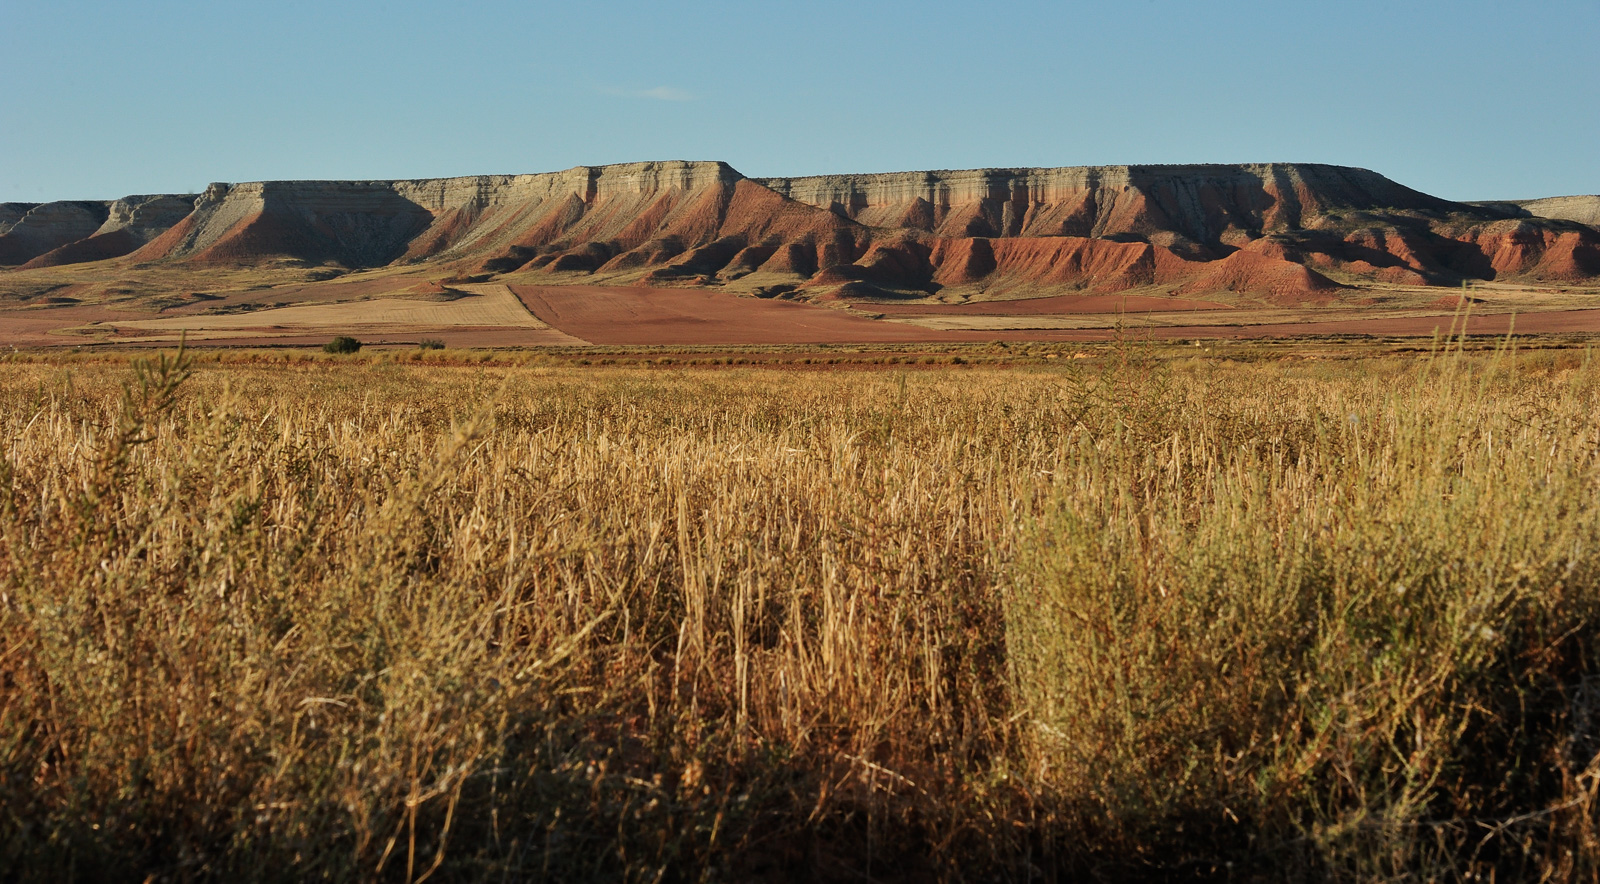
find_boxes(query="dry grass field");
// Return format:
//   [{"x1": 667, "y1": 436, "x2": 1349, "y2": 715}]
[{"x1": 4, "y1": 341, "x2": 1600, "y2": 880}]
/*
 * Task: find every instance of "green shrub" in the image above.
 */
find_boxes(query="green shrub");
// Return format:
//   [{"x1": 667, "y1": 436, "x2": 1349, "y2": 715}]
[{"x1": 323, "y1": 336, "x2": 362, "y2": 354}]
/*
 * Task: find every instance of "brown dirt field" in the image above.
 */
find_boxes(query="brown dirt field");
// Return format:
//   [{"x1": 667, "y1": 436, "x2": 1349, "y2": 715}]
[
  {"x1": 0, "y1": 304, "x2": 139, "y2": 346},
  {"x1": 158, "y1": 273, "x2": 446, "y2": 314},
  {"x1": 871, "y1": 294, "x2": 1231, "y2": 315},
  {"x1": 101, "y1": 284, "x2": 584, "y2": 346},
  {"x1": 9, "y1": 281, "x2": 1600, "y2": 348},
  {"x1": 508, "y1": 284, "x2": 971, "y2": 345},
  {"x1": 114, "y1": 284, "x2": 539, "y2": 333}
]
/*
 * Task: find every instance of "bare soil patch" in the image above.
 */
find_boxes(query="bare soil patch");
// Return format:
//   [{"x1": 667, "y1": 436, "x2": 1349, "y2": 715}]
[
  {"x1": 508, "y1": 284, "x2": 968, "y2": 345},
  {"x1": 154, "y1": 273, "x2": 449, "y2": 314},
  {"x1": 100, "y1": 284, "x2": 584, "y2": 345},
  {"x1": 0, "y1": 304, "x2": 137, "y2": 346}
]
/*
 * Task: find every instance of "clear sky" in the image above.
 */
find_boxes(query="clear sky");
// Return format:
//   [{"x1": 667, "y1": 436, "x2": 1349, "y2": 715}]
[{"x1": 3, "y1": 0, "x2": 1595, "y2": 203}]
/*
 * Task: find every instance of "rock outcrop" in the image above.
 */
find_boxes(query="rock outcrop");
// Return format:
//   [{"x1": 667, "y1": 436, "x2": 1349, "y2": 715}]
[
  {"x1": 0, "y1": 201, "x2": 111, "y2": 266},
  {"x1": 756, "y1": 164, "x2": 1457, "y2": 259},
  {"x1": 1514, "y1": 195, "x2": 1600, "y2": 228},
  {"x1": 21, "y1": 194, "x2": 197, "y2": 268},
  {"x1": 7, "y1": 163, "x2": 1599, "y2": 302},
  {"x1": 133, "y1": 181, "x2": 436, "y2": 267},
  {"x1": 0, "y1": 204, "x2": 39, "y2": 237}
]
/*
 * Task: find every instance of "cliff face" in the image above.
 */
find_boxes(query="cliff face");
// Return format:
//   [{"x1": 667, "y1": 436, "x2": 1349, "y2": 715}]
[
  {"x1": 756, "y1": 164, "x2": 1458, "y2": 258},
  {"x1": 0, "y1": 201, "x2": 111, "y2": 266},
  {"x1": 132, "y1": 161, "x2": 755, "y2": 270},
  {"x1": 0, "y1": 204, "x2": 39, "y2": 237},
  {"x1": 134, "y1": 181, "x2": 437, "y2": 267},
  {"x1": 1515, "y1": 196, "x2": 1600, "y2": 227},
  {"x1": 7, "y1": 162, "x2": 1598, "y2": 302},
  {"x1": 21, "y1": 194, "x2": 198, "y2": 269}
]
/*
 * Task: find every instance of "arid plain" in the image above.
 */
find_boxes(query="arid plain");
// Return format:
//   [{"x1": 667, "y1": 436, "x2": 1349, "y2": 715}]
[
  {"x1": 7, "y1": 163, "x2": 1600, "y2": 881},
  {"x1": 3, "y1": 161, "x2": 1599, "y2": 351}
]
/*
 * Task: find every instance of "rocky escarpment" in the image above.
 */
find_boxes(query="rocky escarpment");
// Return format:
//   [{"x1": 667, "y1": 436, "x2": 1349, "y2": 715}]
[
  {"x1": 0, "y1": 204, "x2": 39, "y2": 237},
  {"x1": 7, "y1": 163, "x2": 1599, "y2": 302},
  {"x1": 756, "y1": 164, "x2": 1458, "y2": 258},
  {"x1": 132, "y1": 162, "x2": 763, "y2": 272},
  {"x1": 21, "y1": 194, "x2": 197, "y2": 268},
  {"x1": 0, "y1": 201, "x2": 112, "y2": 266},
  {"x1": 135, "y1": 180, "x2": 438, "y2": 268},
  {"x1": 1512, "y1": 196, "x2": 1600, "y2": 228},
  {"x1": 754, "y1": 165, "x2": 1600, "y2": 290}
]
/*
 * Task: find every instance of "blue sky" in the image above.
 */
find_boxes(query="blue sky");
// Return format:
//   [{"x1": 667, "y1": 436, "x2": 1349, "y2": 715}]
[{"x1": 3, "y1": 0, "x2": 1595, "y2": 202}]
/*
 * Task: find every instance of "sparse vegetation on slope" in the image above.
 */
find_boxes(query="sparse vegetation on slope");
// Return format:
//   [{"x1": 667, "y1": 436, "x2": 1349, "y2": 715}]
[{"x1": 2, "y1": 347, "x2": 1600, "y2": 880}]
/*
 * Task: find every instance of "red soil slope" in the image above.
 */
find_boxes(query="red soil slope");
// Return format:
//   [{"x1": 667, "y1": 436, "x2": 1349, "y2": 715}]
[{"x1": 20, "y1": 230, "x2": 141, "y2": 269}]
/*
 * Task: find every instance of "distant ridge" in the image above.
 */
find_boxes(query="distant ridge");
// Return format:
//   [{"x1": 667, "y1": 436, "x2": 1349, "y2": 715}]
[
  {"x1": 1471, "y1": 195, "x2": 1600, "y2": 228},
  {"x1": 5, "y1": 162, "x2": 1598, "y2": 301}
]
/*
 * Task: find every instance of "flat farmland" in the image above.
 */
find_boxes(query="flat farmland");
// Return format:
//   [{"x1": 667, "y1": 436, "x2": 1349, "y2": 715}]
[
  {"x1": 105, "y1": 283, "x2": 583, "y2": 345},
  {"x1": 6, "y1": 268, "x2": 1600, "y2": 349},
  {"x1": 507, "y1": 284, "x2": 971, "y2": 345}
]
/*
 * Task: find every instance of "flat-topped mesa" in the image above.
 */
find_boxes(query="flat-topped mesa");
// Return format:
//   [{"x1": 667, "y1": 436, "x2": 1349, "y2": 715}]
[
  {"x1": 389, "y1": 171, "x2": 595, "y2": 214},
  {"x1": 396, "y1": 161, "x2": 749, "y2": 268},
  {"x1": 20, "y1": 194, "x2": 198, "y2": 269},
  {"x1": 6, "y1": 161, "x2": 1596, "y2": 295},
  {"x1": 756, "y1": 163, "x2": 1462, "y2": 257},
  {"x1": 0, "y1": 203, "x2": 40, "y2": 237},
  {"x1": 136, "y1": 180, "x2": 440, "y2": 267},
  {"x1": 586, "y1": 160, "x2": 743, "y2": 200},
  {"x1": 1515, "y1": 195, "x2": 1600, "y2": 227},
  {"x1": 0, "y1": 201, "x2": 112, "y2": 265},
  {"x1": 130, "y1": 161, "x2": 748, "y2": 268},
  {"x1": 102, "y1": 194, "x2": 197, "y2": 235},
  {"x1": 366, "y1": 162, "x2": 743, "y2": 212}
]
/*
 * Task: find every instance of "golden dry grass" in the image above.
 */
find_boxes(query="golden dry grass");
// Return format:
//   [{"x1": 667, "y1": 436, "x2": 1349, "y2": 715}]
[{"x1": 3, "y1": 343, "x2": 1600, "y2": 880}]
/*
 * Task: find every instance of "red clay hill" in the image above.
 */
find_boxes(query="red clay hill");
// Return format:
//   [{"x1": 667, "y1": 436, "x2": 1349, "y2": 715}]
[{"x1": 4, "y1": 162, "x2": 1598, "y2": 303}]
